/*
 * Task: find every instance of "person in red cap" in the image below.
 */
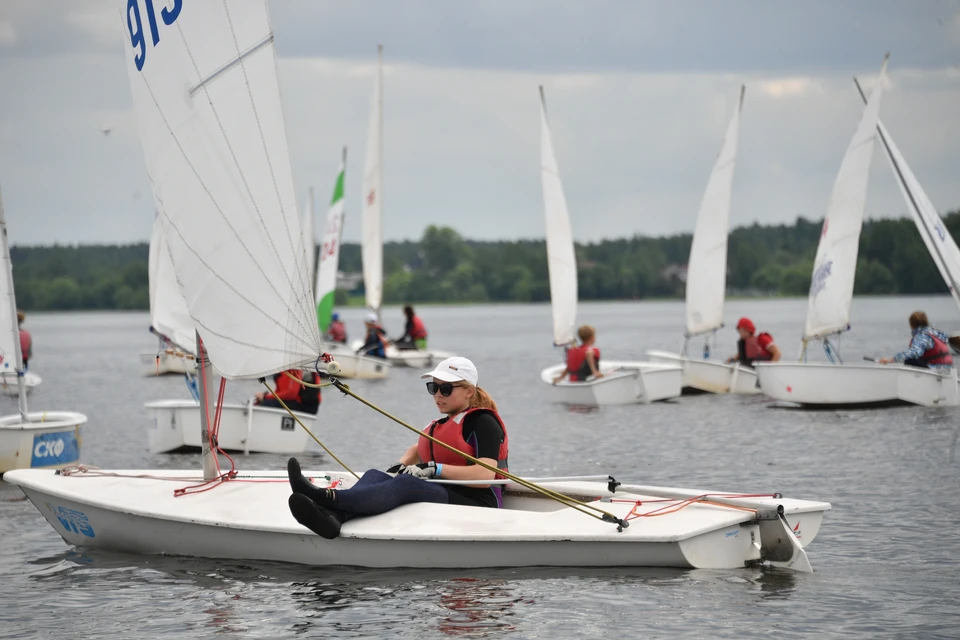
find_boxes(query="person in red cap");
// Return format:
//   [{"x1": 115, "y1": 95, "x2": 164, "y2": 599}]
[{"x1": 725, "y1": 317, "x2": 780, "y2": 366}]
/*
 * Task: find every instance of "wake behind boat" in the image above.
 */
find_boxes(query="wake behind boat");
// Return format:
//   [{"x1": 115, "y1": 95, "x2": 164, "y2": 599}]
[{"x1": 537, "y1": 86, "x2": 680, "y2": 405}]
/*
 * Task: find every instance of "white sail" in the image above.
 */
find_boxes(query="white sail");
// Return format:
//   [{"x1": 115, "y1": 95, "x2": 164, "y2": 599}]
[
  {"x1": 303, "y1": 187, "x2": 316, "y2": 288},
  {"x1": 685, "y1": 86, "x2": 745, "y2": 336},
  {"x1": 876, "y1": 121, "x2": 960, "y2": 312},
  {"x1": 316, "y1": 149, "x2": 347, "y2": 333},
  {"x1": 361, "y1": 45, "x2": 383, "y2": 315},
  {"x1": 124, "y1": 0, "x2": 320, "y2": 378},
  {"x1": 148, "y1": 215, "x2": 195, "y2": 354},
  {"x1": 539, "y1": 86, "x2": 578, "y2": 346},
  {"x1": 0, "y1": 189, "x2": 26, "y2": 403},
  {"x1": 804, "y1": 56, "x2": 887, "y2": 340}
]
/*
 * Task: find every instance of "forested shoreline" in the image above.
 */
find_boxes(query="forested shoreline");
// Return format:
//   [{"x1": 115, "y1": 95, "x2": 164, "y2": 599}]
[{"x1": 10, "y1": 211, "x2": 959, "y2": 311}]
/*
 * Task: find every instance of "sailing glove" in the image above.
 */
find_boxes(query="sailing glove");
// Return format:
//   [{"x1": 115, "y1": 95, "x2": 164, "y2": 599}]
[
  {"x1": 400, "y1": 462, "x2": 438, "y2": 479},
  {"x1": 385, "y1": 463, "x2": 407, "y2": 474}
]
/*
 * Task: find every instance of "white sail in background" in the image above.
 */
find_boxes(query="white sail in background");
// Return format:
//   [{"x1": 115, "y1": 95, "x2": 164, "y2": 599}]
[
  {"x1": 0, "y1": 190, "x2": 25, "y2": 383},
  {"x1": 316, "y1": 149, "x2": 347, "y2": 333},
  {"x1": 685, "y1": 86, "x2": 745, "y2": 336},
  {"x1": 539, "y1": 86, "x2": 578, "y2": 346},
  {"x1": 804, "y1": 56, "x2": 887, "y2": 340},
  {"x1": 876, "y1": 121, "x2": 960, "y2": 312},
  {"x1": 361, "y1": 45, "x2": 383, "y2": 315},
  {"x1": 124, "y1": 0, "x2": 320, "y2": 378},
  {"x1": 148, "y1": 215, "x2": 195, "y2": 354},
  {"x1": 303, "y1": 187, "x2": 316, "y2": 287}
]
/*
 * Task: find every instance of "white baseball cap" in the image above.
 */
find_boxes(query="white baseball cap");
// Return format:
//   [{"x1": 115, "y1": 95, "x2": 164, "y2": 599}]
[
  {"x1": 420, "y1": 356, "x2": 478, "y2": 387},
  {"x1": 364, "y1": 312, "x2": 378, "y2": 324}
]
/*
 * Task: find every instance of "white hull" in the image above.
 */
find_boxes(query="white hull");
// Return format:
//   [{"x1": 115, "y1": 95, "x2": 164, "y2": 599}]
[
  {"x1": 755, "y1": 362, "x2": 959, "y2": 407},
  {"x1": 647, "y1": 350, "x2": 761, "y2": 395},
  {"x1": 0, "y1": 371, "x2": 41, "y2": 396},
  {"x1": 5, "y1": 469, "x2": 829, "y2": 571},
  {"x1": 322, "y1": 343, "x2": 391, "y2": 379},
  {"x1": 140, "y1": 350, "x2": 194, "y2": 376},
  {"x1": 144, "y1": 400, "x2": 316, "y2": 455},
  {"x1": 540, "y1": 361, "x2": 682, "y2": 405},
  {"x1": 349, "y1": 340, "x2": 454, "y2": 369},
  {"x1": 0, "y1": 411, "x2": 87, "y2": 474}
]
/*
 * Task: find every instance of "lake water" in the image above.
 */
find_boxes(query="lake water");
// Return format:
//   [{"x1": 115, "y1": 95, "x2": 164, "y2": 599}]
[{"x1": 2, "y1": 296, "x2": 959, "y2": 639}]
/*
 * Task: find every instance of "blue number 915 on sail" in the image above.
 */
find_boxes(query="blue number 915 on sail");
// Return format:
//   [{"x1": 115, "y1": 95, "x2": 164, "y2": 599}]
[{"x1": 127, "y1": 0, "x2": 183, "y2": 71}]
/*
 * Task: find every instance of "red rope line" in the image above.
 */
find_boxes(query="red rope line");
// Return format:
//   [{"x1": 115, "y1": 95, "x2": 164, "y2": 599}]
[{"x1": 615, "y1": 493, "x2": 777, "y2": 521}]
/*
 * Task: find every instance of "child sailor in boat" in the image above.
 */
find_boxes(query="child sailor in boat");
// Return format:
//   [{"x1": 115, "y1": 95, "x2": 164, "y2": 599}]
[
  {"x1": 287, "y1": 356, "x2": 508, "y2": 539},
  {"x1": 326, "y1": 312, "x2": 347, "y2": 344},
  {"x1": 357, "y1": 312, "x2": 389, "y2": 358},
  {"x1": 395, "y1": 305, "x2": 429, "y2": 350},
  {"x1": 552, "y1": 325, "x2": 603, "y2": 383},
  {"x1": 17, "y1": 311, "x2": 31, "y2": 370},
  {"x1": 878, "y1": 311, "x2": 954, "y2": 369},
  {"x1": 725, "y1": 317, "x2": 781, "y2": 366},
  {"x1": 254, "y1": 370, "x2": 321, "y2": 414}
]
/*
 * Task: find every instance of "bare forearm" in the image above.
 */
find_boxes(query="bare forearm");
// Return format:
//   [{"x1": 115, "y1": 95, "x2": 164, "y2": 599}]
[{"x1": 399, "y1": 444, "x2": 420, "y2": 466}]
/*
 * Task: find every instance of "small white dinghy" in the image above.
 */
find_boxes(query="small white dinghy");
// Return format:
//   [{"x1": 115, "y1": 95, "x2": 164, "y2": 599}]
[
  {"x1": 5, "y1": 469, "x2": 829, "y2": 571},
  {"x1": 313, "y1": 150, "x2": 389, "y2": 381},
  {"x1": 536, "y1": 86, "x2": 680, "y2": 405},
  {"x1": 145, "y1": 399, "x2": 316, "y2": 455},
  {"x1": 141, "y1": 215, "x2": 197, "y2": 377},
  {"x1": 757, "y1": 59, "x2": 959, "y2": 408},
  {"x1": 0, "y1": 188, "x2": 87, "y2": 474},
  {"x1": 0, "y1": 371, "x2": 41, "y2": 397},
  {"x1": 646, "y1": 87, "x2": 759, "y2": 395}
]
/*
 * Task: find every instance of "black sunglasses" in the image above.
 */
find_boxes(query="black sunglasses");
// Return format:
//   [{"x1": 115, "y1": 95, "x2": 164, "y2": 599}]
[{"x1": 426, "y1": 381, "x2": 461, "y2": 397}]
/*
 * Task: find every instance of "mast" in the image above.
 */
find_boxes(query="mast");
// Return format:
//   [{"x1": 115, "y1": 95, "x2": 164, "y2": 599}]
[
  {"x1": 196, "y1": 330, "x2": 217, "y2": 481},
  {"x1": 0, "y1": 187, "x2": 28, "y2": 422}
]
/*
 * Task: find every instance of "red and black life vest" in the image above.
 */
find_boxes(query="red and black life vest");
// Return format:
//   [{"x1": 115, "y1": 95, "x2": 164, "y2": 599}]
[
  {"x1": 919, "y1": 332, "x2": 953, "y2": 366},
  {"x1": 328, "y1": 320, "x2": 347, "y2": 344},
  {"x1": 409, "y1": 315, "x2": 428, "y2": 340},
  {"x1": 566, "y1": 344, "x2": 600, "y2": 381},
  {"x1": 737, "y1": 333, "x2": 773, "y2": 366},
  {"x1": 417, "y1": 407, "x2": 509, "y2": 478}
]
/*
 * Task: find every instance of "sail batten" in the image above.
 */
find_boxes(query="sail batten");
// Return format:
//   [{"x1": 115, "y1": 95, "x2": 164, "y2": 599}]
[
  {"x1": 684, "y1": 85, "x2": 745, "y2": 336},
  {"x1": 124, "y1": 0, "x2": 321, "y2": 378},
  {"x1": 803, "y1": 57, "x2": 887, "y2": 340},
  {"x1": 539, "y1": 86, "x2": 578, "y2": 347}
]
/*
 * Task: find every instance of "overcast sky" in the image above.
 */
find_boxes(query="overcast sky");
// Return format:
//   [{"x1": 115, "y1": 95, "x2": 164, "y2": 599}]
[{"x1": 1, "y1": 0, "x2": 959, "y2": 247}]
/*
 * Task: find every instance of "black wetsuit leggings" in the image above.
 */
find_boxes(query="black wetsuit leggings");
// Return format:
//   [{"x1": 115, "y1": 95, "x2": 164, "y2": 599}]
[{"x1": 320, "y1": 469, "x2": 449, "y2": 524}]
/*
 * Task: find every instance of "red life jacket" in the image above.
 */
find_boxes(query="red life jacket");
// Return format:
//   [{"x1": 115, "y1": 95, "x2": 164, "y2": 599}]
[
  {"x1": 739, "y1": 333, "x2": 773, "y2": 365},
  {"x1": 565, "y1": 344, "x2": 600, "y2": 381},
  {"x1": 409, "y1": 315, "x2": 428, "y2": 340},
  {"x1": 417, "y1": 408, "x2": 509, "y2": 478},
  {"x1": 328, "y1": 320, "x2": 347, "y2": 343},
  {"x1": 19, "y1": 329, "x2": 31, "y2": 361},
  {"x1": 919, "y1": 332, "x2": 953, "y2": 366}
]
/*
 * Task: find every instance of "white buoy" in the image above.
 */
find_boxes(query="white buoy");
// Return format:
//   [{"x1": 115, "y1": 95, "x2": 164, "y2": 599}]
[{"x1": 326, "y1": 361, "x2": 341, "y2": 375}]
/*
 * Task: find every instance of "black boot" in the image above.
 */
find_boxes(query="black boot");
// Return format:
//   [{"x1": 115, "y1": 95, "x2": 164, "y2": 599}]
[
  {"x1": 288, "y1": 493, "x2": 342, "y2": 539},
  {"x1": 287, "y1": 457, "x2": 335, "y2": 506}
]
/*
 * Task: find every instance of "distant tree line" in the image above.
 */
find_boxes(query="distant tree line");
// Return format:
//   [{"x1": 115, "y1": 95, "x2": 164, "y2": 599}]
[{"x1": 10, "y1": 210, "x2": 960, "y2": 311}]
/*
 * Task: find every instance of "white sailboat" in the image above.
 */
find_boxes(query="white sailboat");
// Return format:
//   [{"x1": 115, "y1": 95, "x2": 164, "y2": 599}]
[
  {"x1": 537, "y1": 87, "x2": 682, "y2": 405},
  {"x1": 647, "y1": 86, "x2": 760, "y2": 394},
  {"x1": 141, "y1": 220, "x2": 318, "y2": 455},
  {"x1": 356, "y1": 45, "x2": 452, "y2": 368},
  {"x1": 318, "y1": 149, "x2": 390, "y2": 379},
  {"x1": 0, "y1": 187, "x2": 87, "y2": 474},
  {"x1": 5, "y1": 1, "x2": 830, "y2": 572},
  {"x1": 755, "y1": 57, "x2": 958, "y2": 407},
  {"x1": 140, "y1": 215, "x2": 196, "y2": 376}
]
